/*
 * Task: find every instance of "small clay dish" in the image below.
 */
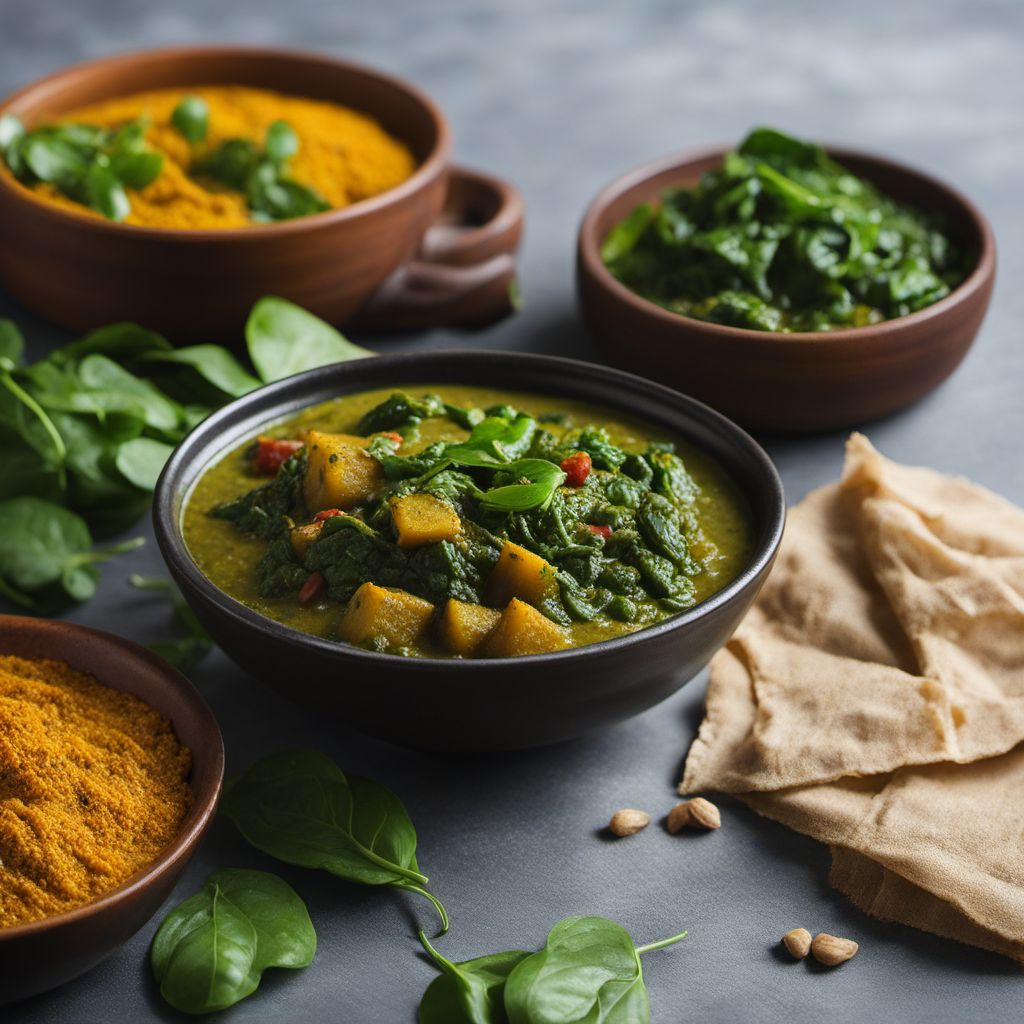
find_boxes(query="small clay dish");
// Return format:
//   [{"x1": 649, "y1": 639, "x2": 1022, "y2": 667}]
[
  {"x1": 153, "y1": 350, "x2": 785, "y2": 753},
  {"x1": 577, "y1": 146, "x2": 996, "y2": 432},
  {"x1": 0, "y1": 46, "x2": 523, "y2": 340},
  {"x1": 0, "y1": 616, "x2": 224, "y2": 1004}
]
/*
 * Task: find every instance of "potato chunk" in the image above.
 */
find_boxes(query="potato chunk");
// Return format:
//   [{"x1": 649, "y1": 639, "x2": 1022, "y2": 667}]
[
  {"x1": 290, "y1": 522, "x2": 323, "y2": 558},
  {"x1": 337, "y1": 582, "x2": 434, "y2": 649},
  {"x1": 438, "y1": 599, "x2": 502, "y2": 657},
  {"x1": 484, "y1": 540, "x2": 558, "y2": 607},
  {"x1": 480, "y1": 598, "x2": 570, "y2": 658},
  {"x1": 390, "y1": 493, "x2": 462, "y2": 549},
  {"x1": 303, "y1": 430, "x2": 382, "y2": 512}
]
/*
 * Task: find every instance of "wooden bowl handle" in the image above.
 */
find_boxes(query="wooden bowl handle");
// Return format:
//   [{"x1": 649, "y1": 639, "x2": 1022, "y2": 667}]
[{"x1": 351, "y1": 166, "x2": 524, "y2": 332}]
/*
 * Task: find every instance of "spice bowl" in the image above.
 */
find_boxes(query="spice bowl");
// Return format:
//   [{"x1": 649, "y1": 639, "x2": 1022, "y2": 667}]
[
  {"x1": 0, "y1": 616, "x2": 224, "y2": 1004},
  {"x1": 577, "y1": 146, "x2": 996, "y2": 433},
  {"x1": 153, "y1": 350, "x2": 785, "y2": 753},
  {"x1": 0, "y1": 46, "x2": 523, "y2": 340}
]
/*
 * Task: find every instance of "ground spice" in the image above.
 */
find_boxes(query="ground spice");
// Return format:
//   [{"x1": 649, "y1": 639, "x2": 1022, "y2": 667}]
[
  {"x1": 21, "y1": 84, "x2": 416, "y2": 229},
  {"x1": 0, "y1": 655, "x2": 192, "y2": 928}
]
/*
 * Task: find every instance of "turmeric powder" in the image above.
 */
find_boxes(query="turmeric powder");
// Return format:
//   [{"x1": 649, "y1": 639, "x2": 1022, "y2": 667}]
[
  {"x1": 14, "y1": 85, "x2": 416, "y2": 229},
  {"x1": 0, "y1": 655, "x2": 192, "y2": 927}
]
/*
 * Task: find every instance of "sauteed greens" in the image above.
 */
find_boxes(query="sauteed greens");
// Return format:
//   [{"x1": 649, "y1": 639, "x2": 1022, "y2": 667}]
[
  {"x1": 186, "y1": 386, "x2": 751, "y2": 658},
  {"x1": 602, "y1": 127, "x2": 970, "y2": 332}
]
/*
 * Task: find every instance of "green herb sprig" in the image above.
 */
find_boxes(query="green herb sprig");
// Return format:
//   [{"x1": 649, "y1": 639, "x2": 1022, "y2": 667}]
[
  {"x1": 0, "y1": 112, "x2": 163, "y2": 221},
  {"x1": 170, "y1": 94, "x2": 329, "y2": 223}
]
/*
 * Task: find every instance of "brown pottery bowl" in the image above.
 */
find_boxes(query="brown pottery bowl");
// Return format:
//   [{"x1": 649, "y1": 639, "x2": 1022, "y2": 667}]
[
  {"x1": 577, "y1": 146, "x2": 996, "y2": 433},
  {"x1": 0, "y1": 616, "x2": 224, "y2": 1004},
  {"x1": 0, "y1": 46, "x2": 524, "y2": 340},
  {"x1": 153, "y1": 350, "x2": 785, "y2": 753}
]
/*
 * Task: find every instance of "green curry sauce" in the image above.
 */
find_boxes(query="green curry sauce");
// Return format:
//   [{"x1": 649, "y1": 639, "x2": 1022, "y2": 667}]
[{"x1": 183, "y1": 385, "x2": 752, "y2": 658}]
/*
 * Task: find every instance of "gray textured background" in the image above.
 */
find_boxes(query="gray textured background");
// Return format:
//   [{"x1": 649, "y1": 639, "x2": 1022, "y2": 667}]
[{"x1": 3, "y1": 1, "x2": 1023, "y2": 1021}]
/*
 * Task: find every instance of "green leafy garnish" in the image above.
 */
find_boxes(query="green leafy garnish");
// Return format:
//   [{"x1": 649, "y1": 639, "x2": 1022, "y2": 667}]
[
  {"x1": 221, "y1": 749, "x2": 450, "y2": 935},
  {"x1": 170, "y1": 94, "x2": 209, "y2": 144},
  {"x1": 151, "y1": 868, "x2": 315, "y2": 1015},
  {"x1": 1, "y1": 115, "x2": 163, "y2": 221},
  {"x1": 603, "y1": 126, "x2": 970, "y2": 331}
]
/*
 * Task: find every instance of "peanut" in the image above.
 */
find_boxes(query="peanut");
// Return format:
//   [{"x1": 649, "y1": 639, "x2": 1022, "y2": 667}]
[
  {"x1": 782, "y1": 927, "x2": 812, "y2": 959},
  {"x1": 608, "y1": 808, "x2": 650, "y2": 837},
  {"x1": 810, "y1": 933, "x2": 859, "y2": 966}
]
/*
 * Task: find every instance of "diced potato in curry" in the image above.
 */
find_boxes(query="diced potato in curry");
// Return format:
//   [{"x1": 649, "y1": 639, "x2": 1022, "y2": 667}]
[
  {"x1": 337, "y1": 582, "x2": 434, "y2": 648},
  {"x1": 480, "y1": 598, "x2": 570, "y2": 657},
  {"x1": 390, "y1": 493, "x2": 462, "y2": 549},
  {"x1": 484, "y1": 541, "x2": 558, "y2": 608},
  {"x1": 438, "y1": 599, "x2": 502, "y2": 657},
  {"x1": 303, "y1": 430, "x2": 383, "y2": 512}
]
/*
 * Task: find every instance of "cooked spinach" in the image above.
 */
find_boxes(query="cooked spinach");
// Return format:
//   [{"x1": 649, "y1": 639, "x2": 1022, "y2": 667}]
[
  {"x1": 0, "y1": 113, "x2": 164, "y2": 221},
  {"x1": 0, "y1": 298, "x2": 373, "y2": 614},
  {"x1": 603, "y1": 127, "x2": 970, "y2": 332},
  {"x1": 151, "y1": 868, "x2": 315, "y2": 1015},
  {"x1": 222, "y1": 749, "x2": 450, "y2": 934}
]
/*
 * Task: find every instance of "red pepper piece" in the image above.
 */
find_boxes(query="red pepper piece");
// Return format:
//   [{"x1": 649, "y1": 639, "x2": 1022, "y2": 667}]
[
  {"x1": 314, "y1": 508, "x2": 346, "y2": 522},
  {"x1": 377, "y1": 431, "x2": 404, "y2": 445},
  {"x1": 253, "y1": 437, "x2": 303, "y2": 475},
  {"x1": 586, "y1": 523, "x2": 612, "y2": 540},
  {"x1": 560, "y1": 451, "x2": 592, "y2": 487},
  {"x1": 297, "y1": 571, "x2": 326, "y2": 606}
]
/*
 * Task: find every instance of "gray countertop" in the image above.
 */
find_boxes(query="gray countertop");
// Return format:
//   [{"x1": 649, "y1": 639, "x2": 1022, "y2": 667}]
[{"x1": 4, "y1": 1, "x2": 1023, "y2": 1021}]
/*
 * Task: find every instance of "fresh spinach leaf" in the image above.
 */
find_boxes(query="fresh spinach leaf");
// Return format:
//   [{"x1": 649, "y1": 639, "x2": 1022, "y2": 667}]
[
  {"x1": 222, "y1": 749, "x2": 449, "y2": 934},
  {"x1": 85, "y1": 162, "x2": 130, "y2": 222},
  {"x1": 246, "y1": 296, "x2": 373, "y2": 382},
  {"x1": 503, "y1": 916, "x2": 686, "y2": 1024},
  {"x1": 138, "y1": 344, "x2": 262, "y2": 398},
  {"x1": 0, "y1": 497, "x2": 142, "y2": 610},
  {"x1": 265, "y1": 119, "x2": 299, "y2": 163},
  {"x1": 114, "y1": 436, "x2": 175, "y2": 490},
  {"x1": 418, "y1": 930, "x2": 529, "y2": 1024},
  {"x1": 151, "y1": 868, "x2": 315, "y2": 1015}
]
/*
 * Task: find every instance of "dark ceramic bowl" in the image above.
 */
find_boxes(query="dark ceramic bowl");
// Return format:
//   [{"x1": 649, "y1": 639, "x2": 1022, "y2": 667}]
[
  {"x1": 153, "y1": 351, "x2": 784, "y2": 752},
  {"x1": 578, "y1": 146, "x2": 996, "y2": 433},
  {"x1": 0, "y1": 616, "x2": 224, "y2": 1004},
  {"x1": 0, "y1": 46, "x2": 523, "y2": 340}
]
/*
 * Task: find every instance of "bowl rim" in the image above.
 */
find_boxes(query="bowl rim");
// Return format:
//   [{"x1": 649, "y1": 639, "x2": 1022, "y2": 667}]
[
  {"x1": 578, "y1": 142, "x2": 997, "y2": 345},
  {"x1": 0, "y1": 44, "x2": 451, "y2": 242},
  {"x1": 153, "y1": 349, "x2": 786, "y2": 672},
  {"x1": 0, "y1": 615, "x2": 225, "y2": 942}
]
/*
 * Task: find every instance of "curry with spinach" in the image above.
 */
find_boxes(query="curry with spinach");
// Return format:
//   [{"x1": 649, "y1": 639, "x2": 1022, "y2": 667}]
[{"x1": 183, "y1": 386, "x2": 751, "y2": 658}]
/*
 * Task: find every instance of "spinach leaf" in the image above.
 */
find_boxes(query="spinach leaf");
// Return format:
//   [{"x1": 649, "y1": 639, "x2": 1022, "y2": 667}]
[
  {"x1": 210, "y1": 449, "x2": 305, "y2": 538},
  {"x1": 170, "y1": 94, "x2": 209, "y2": 144},
  {"x1": 151, "y1": 868, "x2": 315, "y2": 1015},
  {"x1": 0, "y1": 497, "x2": 142, "y2": 610},
  {"x1": 86, "y1": 163, "x2": 130, "y2": 222},
  {"x1": 503, "y1": 917, "x2": 686, "y2": 1024},
  {"x1": 222, "y1": 749, "x2": 449, "y2": 934},
  {"x1": 115, "y1": 436, "x2": 174, "y2": 490},
  {"x1": 265, "y1": 119, "x2": 299, "y2": 163},
  {"x1": 245, "y1": 296, "x2": 373, "y2": 382},
  {"x1": 128, "y1": 573, "x2": 213, "y2": 672},
  {"x1": 357, "y1": 391, "x2": 446, "y2": 433},
  {"x1": 418, "y1": 930, "x2": 529, "y2": 1024},
  {"x1": 480, "y1": 459, "x2": 566, "y2": 513},
  {"x1": 138, "y1": 344, "x2": 262, "y2": 398}
]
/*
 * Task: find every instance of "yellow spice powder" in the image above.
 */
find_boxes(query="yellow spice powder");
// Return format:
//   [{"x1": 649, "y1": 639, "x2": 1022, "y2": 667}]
[
  {"x1": 0, "y1": 654, "x2": 192, "y2": 928},
  {"x1": 21, "y1": 84, "x2": 417, "y2": 229}
]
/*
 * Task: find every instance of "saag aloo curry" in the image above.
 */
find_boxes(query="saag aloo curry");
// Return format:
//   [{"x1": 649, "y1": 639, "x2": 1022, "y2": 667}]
[{"x1": 183, "y1": 386, "x2": 751, "y2": 658}]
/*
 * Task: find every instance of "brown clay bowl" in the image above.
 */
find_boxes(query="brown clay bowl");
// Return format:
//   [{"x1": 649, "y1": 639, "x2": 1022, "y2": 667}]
[
  {"x1": 0, "y1": 616, "x2": 224, "y2": 1004},
  {"x1": 0, "y1": 46, "x2": 524, "y2": 341},
  {"x1": 577, "y1": 146, "x2": 996, "y2": 433}
]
